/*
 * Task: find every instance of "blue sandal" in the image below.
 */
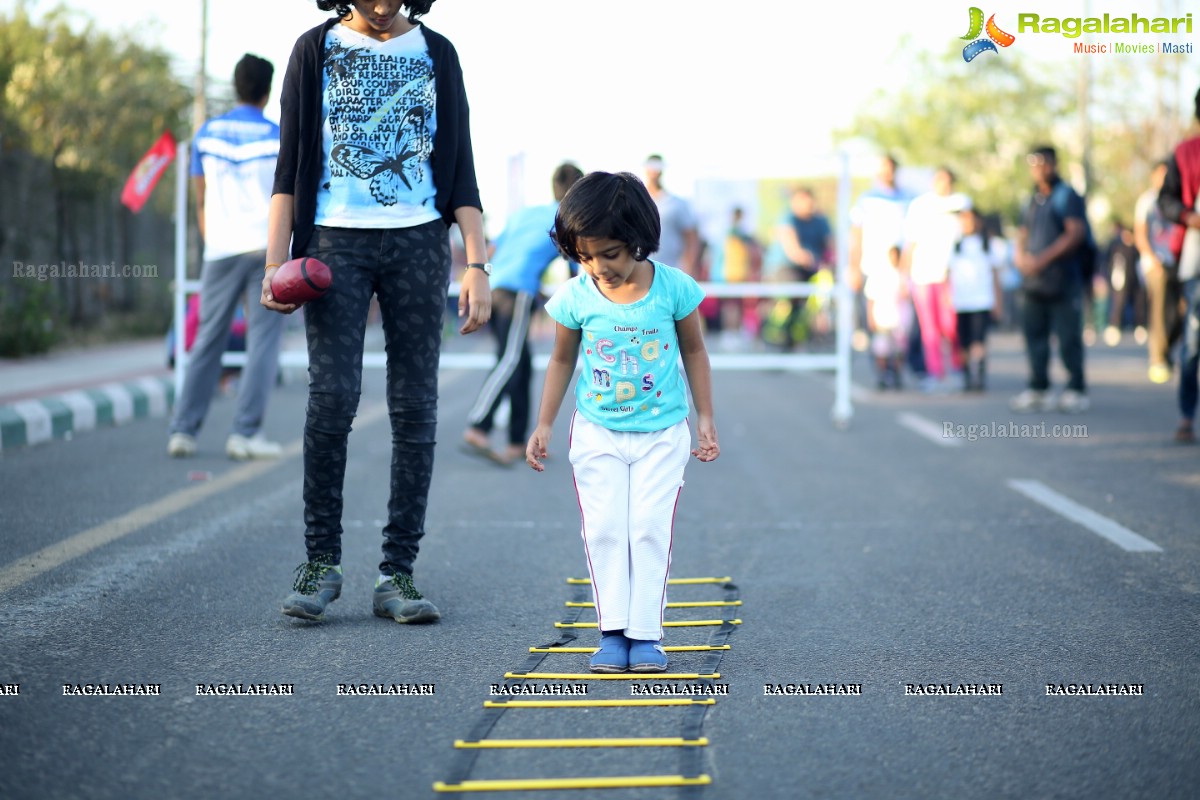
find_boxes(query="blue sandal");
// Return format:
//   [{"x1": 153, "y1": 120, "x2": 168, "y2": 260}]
[
  {"x1": 589, "y1": 634, "x2": 630, "y2": 673},
  {"x1": 628, "y1": 639, "x2": 668, "y2": 673}
]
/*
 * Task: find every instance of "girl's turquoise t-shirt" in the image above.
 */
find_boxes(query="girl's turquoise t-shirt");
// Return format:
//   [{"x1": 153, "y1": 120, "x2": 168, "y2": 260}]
[{"x1": 544, "y1": 261, "x2": 704, "y2": 432}]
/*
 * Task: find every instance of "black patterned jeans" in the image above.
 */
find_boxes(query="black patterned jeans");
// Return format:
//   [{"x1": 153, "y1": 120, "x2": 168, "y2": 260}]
[{"x1": 302, "y1": 221, "x2": 450, "y2": 576}]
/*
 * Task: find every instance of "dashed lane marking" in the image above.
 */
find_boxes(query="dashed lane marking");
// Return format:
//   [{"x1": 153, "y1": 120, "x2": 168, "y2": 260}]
[
  {"x1": 1007, "y1": 479, "x2": 1164, "y2": 553},
  {"x1": 897, "y1": 412, "x2": 961, "y2": 448}
]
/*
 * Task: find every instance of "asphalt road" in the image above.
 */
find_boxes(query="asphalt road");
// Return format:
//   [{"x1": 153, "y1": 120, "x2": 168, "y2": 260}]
[{"x1": 1, "y1": 330, "x2": 1197, "y2": 800}]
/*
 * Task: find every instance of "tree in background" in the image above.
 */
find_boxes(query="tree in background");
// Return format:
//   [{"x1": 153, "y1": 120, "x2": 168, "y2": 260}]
[
  {"x1": 1, "y1": 3, "x2": 191, "y2": 354},
  {"x1": 838, "y1": 43, "x2": 1069, "y2": 225},
  {"x1": 838, "y1": 39, "x2": 1195, "y2": 237}
]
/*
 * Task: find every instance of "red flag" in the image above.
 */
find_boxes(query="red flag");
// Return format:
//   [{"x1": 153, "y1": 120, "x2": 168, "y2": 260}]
[{"x1": 120, "y1": 131, "x2": 177, "y2": 213}]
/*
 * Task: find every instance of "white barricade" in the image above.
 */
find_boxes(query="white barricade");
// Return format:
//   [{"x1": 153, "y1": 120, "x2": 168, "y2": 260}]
[{"x1": 173, "y1": 151, "x2": 856, "y2": 428}]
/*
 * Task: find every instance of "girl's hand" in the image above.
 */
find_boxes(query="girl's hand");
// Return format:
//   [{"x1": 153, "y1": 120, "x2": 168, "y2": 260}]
[
  {"x1": 526, "y1": 426, "x2": 552, "y2": 472},
  {"x1": 261, "y1": 267, "x2": 298, "y2": 314},
  {"x1": 458, "y1": 268, "x2": 492, "y2": 334},
  {"x1": 691, "y1": 418, "x2": 720, "y2": 462}
]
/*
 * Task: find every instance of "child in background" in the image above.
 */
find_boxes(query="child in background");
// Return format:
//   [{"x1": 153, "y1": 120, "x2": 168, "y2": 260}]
[
  {"x1": 463, "y1": 162, "x2": 584, "y2": 466},
  {"x1": 949, "y1": 208, "x2": 1004, "y2": 391},
  {"x1": 526, "y1": 172, "x2": 720, "y2": 673},
  {"x1": 867, "y1": 244, "x2": 910, "y2": 390}
]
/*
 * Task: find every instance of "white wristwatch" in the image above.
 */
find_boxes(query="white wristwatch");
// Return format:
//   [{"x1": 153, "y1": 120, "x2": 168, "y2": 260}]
[{"x1": 465, "y1": 262, "x2": 492, "y2": 276}]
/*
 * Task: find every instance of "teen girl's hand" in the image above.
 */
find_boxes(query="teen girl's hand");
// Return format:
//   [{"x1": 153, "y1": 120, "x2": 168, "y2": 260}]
[
  {"x1": 262, "y1": 196, "x2": 298, "y2": 314},
  {"x1": 526, "y1": 425, "x2": 553, "y2": 472},
  {"x1": 457, "y1": 267, "x2": 492, "y2": 334},
  {"x1": 261, "y1": 266, "x2": 298, "y2": 314},
  {"x1": 691, "y1": 417, "x2": 720, "y2": 462},
  {"x1": 454, "y1": 206, "x2": 492, "y2": 334}
]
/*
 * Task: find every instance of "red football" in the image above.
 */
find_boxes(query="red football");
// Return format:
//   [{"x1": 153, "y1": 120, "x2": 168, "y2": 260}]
[{"x1": 271, "y1": 257, "x2": 331, "y2": 306}]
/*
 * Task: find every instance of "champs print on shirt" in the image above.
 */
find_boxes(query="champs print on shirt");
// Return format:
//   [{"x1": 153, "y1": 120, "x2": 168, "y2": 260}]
[
  {"x1": 316, "y1": 25, "x2": 439, "y2": 227},
  {"x1": 583, "y1": 327, "x2": 670, "y2": 416},
  {"x1": 545, "y1": 262, "x2": 705, "y2": 433}
]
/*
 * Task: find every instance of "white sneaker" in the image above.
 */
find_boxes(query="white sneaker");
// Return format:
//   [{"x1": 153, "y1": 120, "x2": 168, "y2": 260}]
[
  {"x1": 167, "y1": 432, "x2": 196, "y2": 458},
  {"x1": 1056, "y1": 389, "x2": 1090, "y2": 414},
  {"x1": 226, "y1": 433, "x2": 283, "y2": 460},
  {"x1": 1009, "y1": 389, "x2": 1048, "y2": 413},
  {"x1": 1103, "y1": 326, "x2": 1121, "y2": 347}
]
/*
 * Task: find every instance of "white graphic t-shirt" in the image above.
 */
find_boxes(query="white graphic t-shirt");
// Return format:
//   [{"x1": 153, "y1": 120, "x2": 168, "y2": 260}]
[
  {"x1": 315, "y1": 24, "x2": 440, "y2": 229},
  {"x1": 191, "y1": 105, "x2": 279, "y2": 261},
  {"x1": 949, "y1": 234, "x2": 1004, "y2": 312},
  {"x1": 851, "y1": 186, "x2": 910, "y2": 282},
  {"x1": 904, "y1": 191, "x2": 971, "y2": 285},
  {"x1": 545, "y1": 262, "x2": 704, "y2": 433}
]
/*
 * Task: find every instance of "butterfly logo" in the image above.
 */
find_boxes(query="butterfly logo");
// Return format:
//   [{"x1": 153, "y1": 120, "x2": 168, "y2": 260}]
[{"x1": 330, "y1": 106, "x2": 431, "y2": 206}]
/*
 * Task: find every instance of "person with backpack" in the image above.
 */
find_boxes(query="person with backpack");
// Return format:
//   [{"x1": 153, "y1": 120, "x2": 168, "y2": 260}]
[{"x1": 1010, "y1": 145, "x2": 1090, "y2": 414}]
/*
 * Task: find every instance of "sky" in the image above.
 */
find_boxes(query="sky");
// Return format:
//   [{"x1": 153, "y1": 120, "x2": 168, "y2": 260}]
[{"x1": 4, "y1": 0, "x2": 1199, "y2": 234}]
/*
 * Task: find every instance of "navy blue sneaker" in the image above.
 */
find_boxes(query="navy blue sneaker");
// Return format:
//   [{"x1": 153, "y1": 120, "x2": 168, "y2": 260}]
[
  {"x1": 281, "y1": 556, "x2": 342, "y2": 621},
  {"x1": 589, "y1": 634, "x2": 630, "y2": 673},
  {"x1": 628, "y1": 639, "x2": 668, "y2": 673}
]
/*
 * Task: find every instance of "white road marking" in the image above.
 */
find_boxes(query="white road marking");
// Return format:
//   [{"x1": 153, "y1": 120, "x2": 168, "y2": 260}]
[
  {"x1": 897, "y1": 412, "x2": 961, "y2": 448},
  {"x1": 1007, "y1": 479, "x2": 1164, "y2": 553}
]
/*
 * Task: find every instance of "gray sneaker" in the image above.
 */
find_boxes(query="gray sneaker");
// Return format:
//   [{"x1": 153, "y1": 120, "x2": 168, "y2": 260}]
[
  {"x1": 1009, "y1": 389, "x2": 1048, "y2": 413},
  {"x1": 226, "y1": 433, "x2": 283, "y2": 460},
  {"x1": 167, "y1": 432, "x2": 196, "y2": 458},
  {"x1": 1056, "y1": 389, "x2": 1090, "y2": 414},
  {"x1": 373, "y1": 572, "x2": 440, "y2": 624},
  {"x1": 281, "y1": 556, "x2": 342, "y2": 621}
]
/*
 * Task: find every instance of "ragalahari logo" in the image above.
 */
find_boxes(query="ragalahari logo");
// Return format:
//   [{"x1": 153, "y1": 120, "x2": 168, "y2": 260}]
[{"x1": 961, "y1": 7, "x2": 1016, "y2": 61}]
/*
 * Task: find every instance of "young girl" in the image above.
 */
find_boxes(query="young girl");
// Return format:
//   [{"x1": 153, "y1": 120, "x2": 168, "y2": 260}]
[
  {"x1": 948, "y1": 208, "x2": 1004, "y2": 391},
  {"x1": 867, "y1": 244, "x2": 911, "y2": 390},
  {"x1": 525, "y1": 172, "x2": 720, "y2": 673},
  {"x1": 263, "y1": 0, "x2": 491, "y2": 623}
]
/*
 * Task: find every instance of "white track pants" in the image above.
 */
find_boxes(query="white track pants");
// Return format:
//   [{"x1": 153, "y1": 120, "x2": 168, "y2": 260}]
[{"x1": 569, "y1": 412, "x2": 689, "y2": 641}]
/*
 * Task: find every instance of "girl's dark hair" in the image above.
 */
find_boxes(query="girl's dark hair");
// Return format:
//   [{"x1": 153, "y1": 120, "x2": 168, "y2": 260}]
[
  {"x1": 551, "y1": 172, "x2": 661, "y2": 263},
  {"x1": 316, "y1": 1, "x2": 436, "y2": 24}
]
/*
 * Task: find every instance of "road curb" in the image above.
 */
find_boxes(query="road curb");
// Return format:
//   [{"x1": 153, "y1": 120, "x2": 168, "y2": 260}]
[{"x1": 0, "y1": 376, "x2": 175, "y2": 453}]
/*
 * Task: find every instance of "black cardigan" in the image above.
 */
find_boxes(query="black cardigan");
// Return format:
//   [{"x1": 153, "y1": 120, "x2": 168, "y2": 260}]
[{"x1": 273, "y1": 18, "x2": 482, "y2": 257}]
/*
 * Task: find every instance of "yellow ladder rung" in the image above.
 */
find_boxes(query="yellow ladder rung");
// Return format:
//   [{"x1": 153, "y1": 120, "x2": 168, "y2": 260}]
[
  {"x1": 556, "y1": 619, "x2": 741, "y2": 628},
  {"x1": 484, "y1": 698, "x2": 715, "y2": 708},
  {"x1": 503, "y1": 672, "x2": 719, "y2": 680},
  {"x1": 434, "y1": 774, "x2": 712, "y2": 792},
  {"x1": 529, "y1": 645, "x2": 730, "y2": 653},
  {"x1": 566, "y1": 577, "x2": 731, "y2": 585},
  {"x1": 454, "y1": 737, "x2": 708, "y2": 749},
  {"x1": 565, "y1": 600, "x2": 742, "y2": 608}
]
